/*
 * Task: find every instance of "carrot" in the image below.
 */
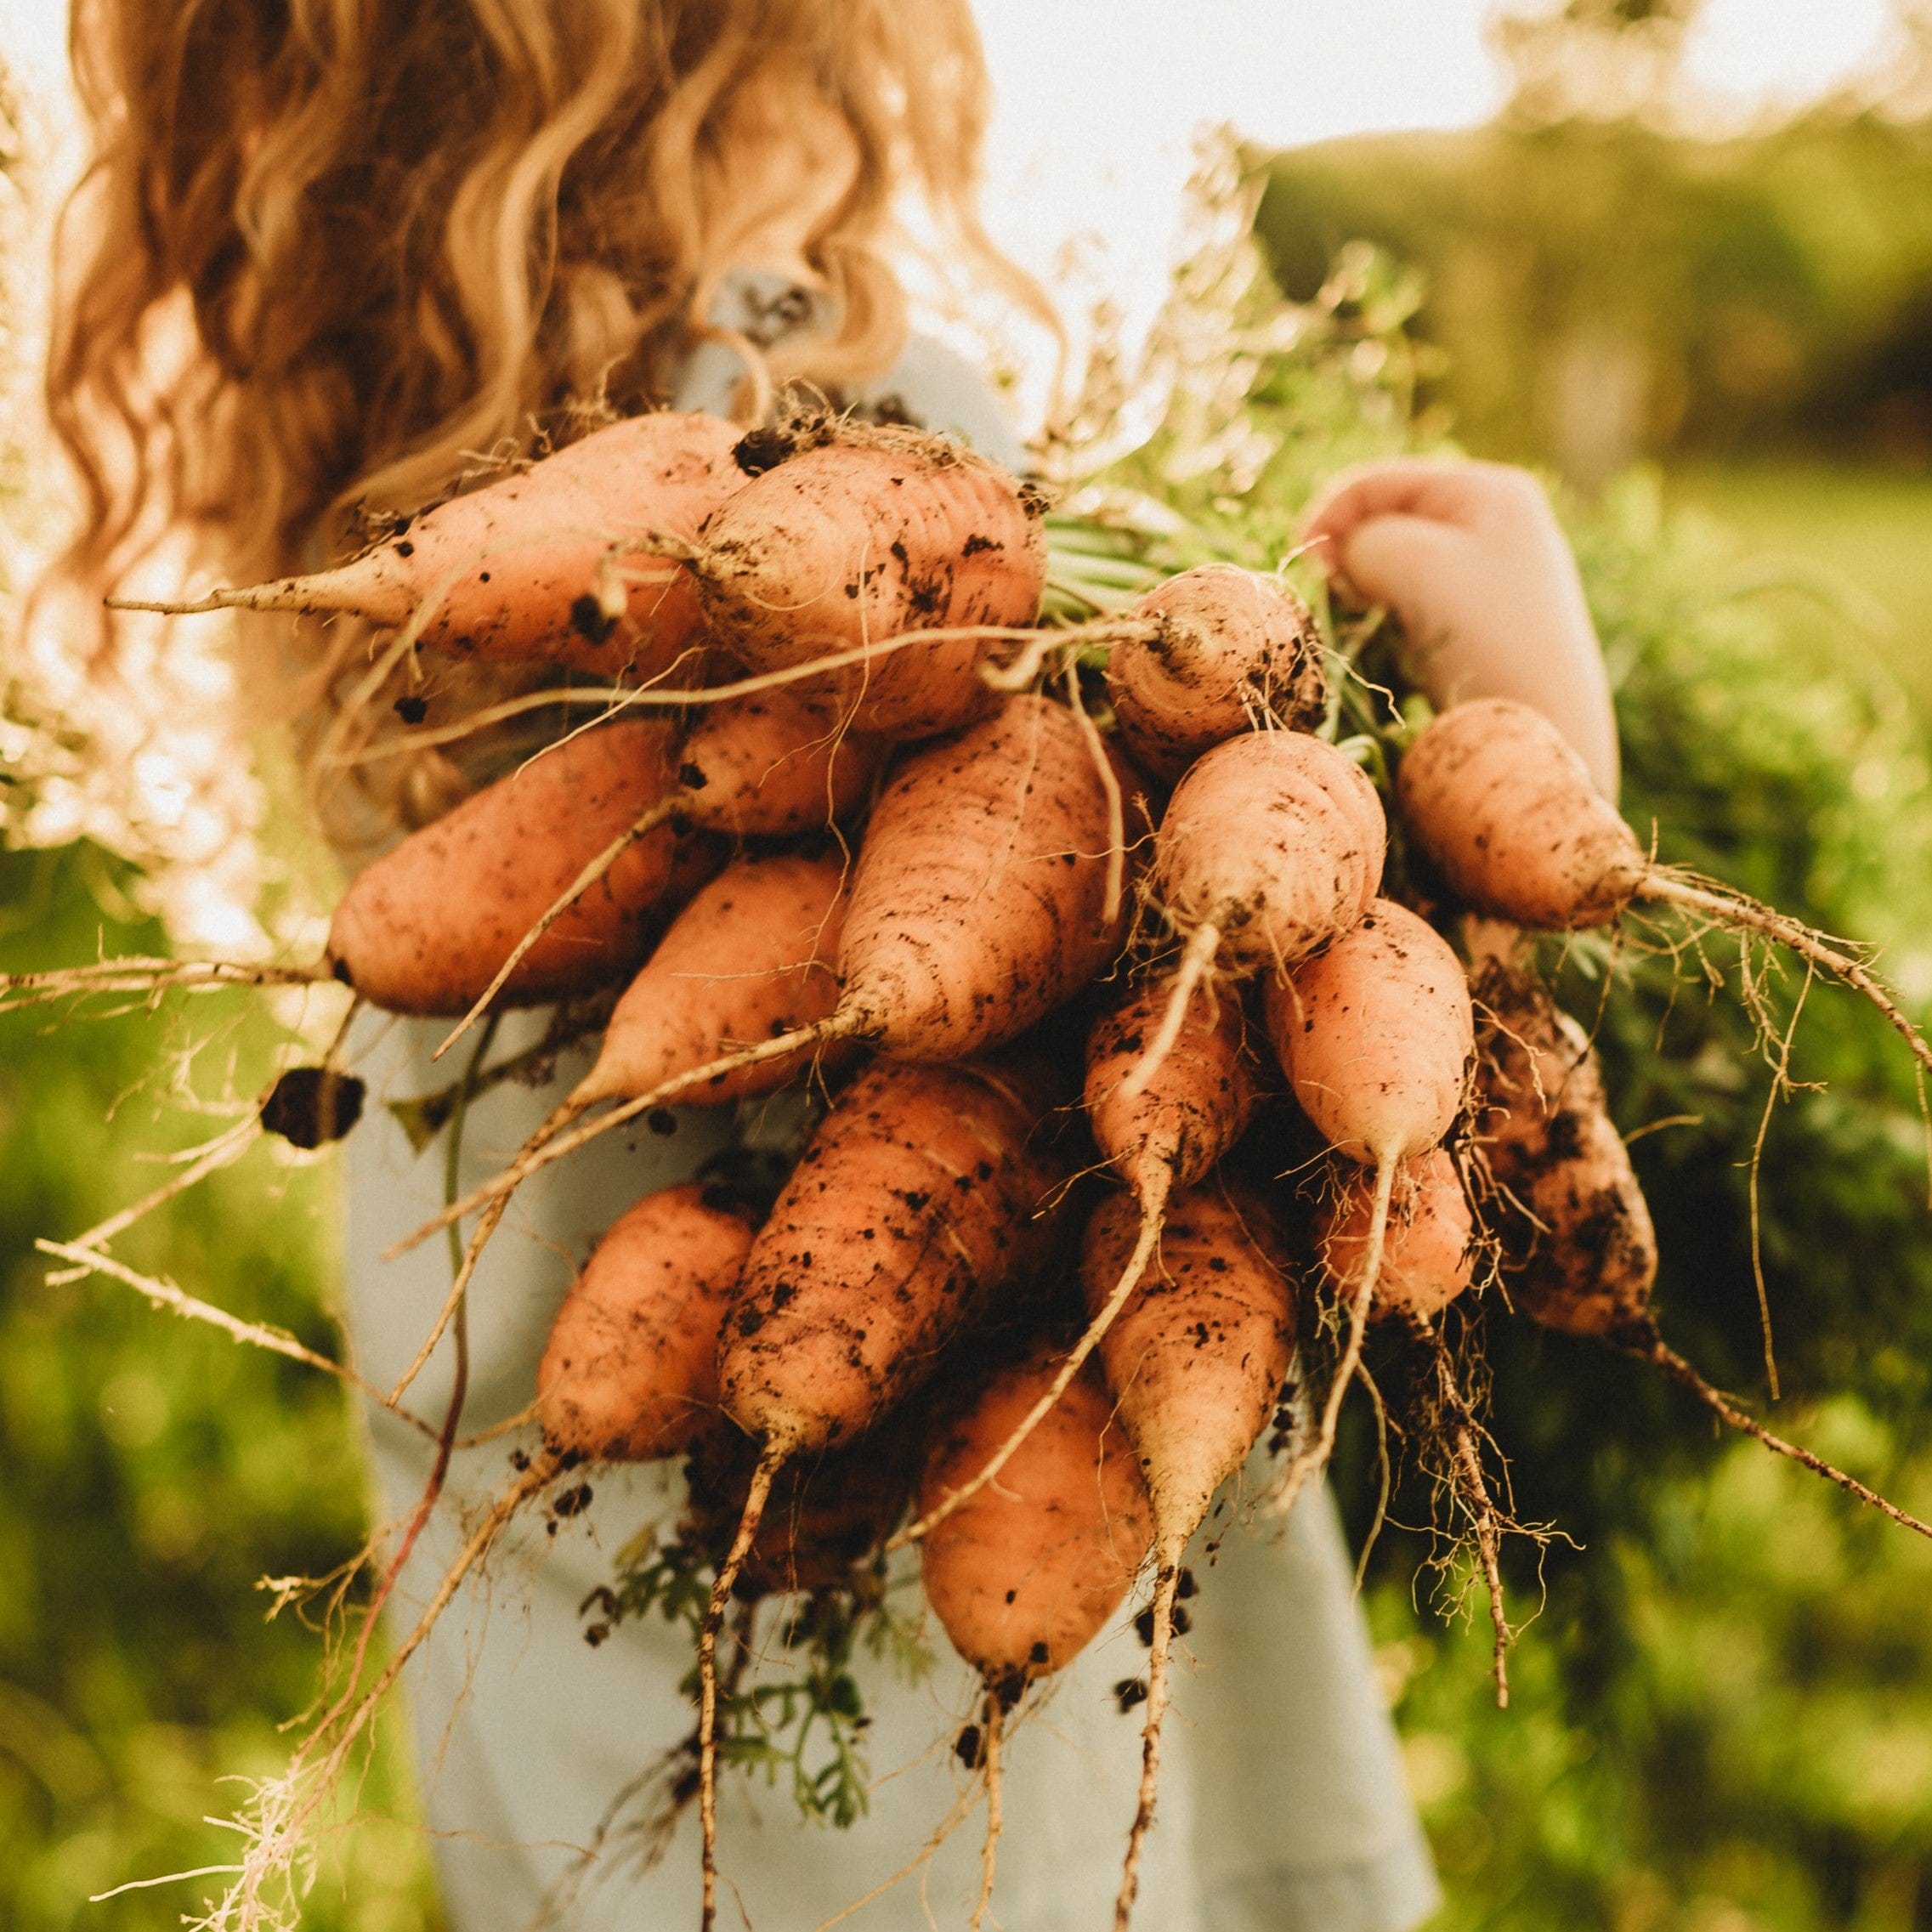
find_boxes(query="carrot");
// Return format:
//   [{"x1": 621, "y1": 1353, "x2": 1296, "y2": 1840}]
[
  {"x1": 1399, "y1": 699, "x2": 1932, "y2": 1081},
  {"x1": 1105, "y1": 564, "x2": 1327, "y2": 782},
  {"x1": 535, "y1": 1183, "x2": 754, "y2": 1463},
  {"x1": 830, "y1": 693, "x2": 1130, "y2": 1062},
  {"x1": 696, "y1": 1057, "x2": 1065, "y2": 1930},
  {"x1": 572, "y1": 852, "x2": 850, "y2": 1110},
  {"x1": 1079, "y1": 1187, "x2": 1294, "y2": 1931},
  {"x1": 1263, "y1": 898, "x2": 1473, "y2": 1516},
  {"x1": 683, "y1": 426, "x2": 1048, "y2": 739},
  {"x1": 921, "y1": 1344, "x2": 1153, "y2": 1930},
  {"x1": 1317, "y1": 1142, "x2": 1501, "y2": 1698},
  {"x1": 1126, "y1": 729, "x2": 1385, "y2": 1098},
  {"x1": 327, "y1": 718, "x2": 682, "y2": 1015},
  {"x1": 892, "y1": 978, "x2": 1260, "y2": 1551},
  {"x1": 114, "y1": 411, "x2": 745, "y2": 676},
  {"x1": 1266, "y1": 898, "x2": 1472, "y2": 1164},
  {"x1": 1475, "y1": 961, "x2": 1932, "y2": 1541},
  {"x1": 1317, "y1": 1147, "x2": 1475, "y2": 1323},
  {"x1": 683, "y1": 1404, "x2": 921, "y2": 1601},
  {"x1": 433, "y1": 689, "x2": 880, "y2": 1057},
  {"x1": 1473, "y1": 966, "x2": 1655, "y2": 1339},
  {"x1": 400, "y1": 692, "x2": 1126, "y2": 1255},
  {"x1": 1085, "y1": 978, "x2": 1261, "y2": 1209}
]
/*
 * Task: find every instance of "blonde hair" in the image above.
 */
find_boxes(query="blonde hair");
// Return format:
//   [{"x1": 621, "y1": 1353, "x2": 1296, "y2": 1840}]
[{"x1": 46, "y1": 0, "x2": 1042, "y2": 674}]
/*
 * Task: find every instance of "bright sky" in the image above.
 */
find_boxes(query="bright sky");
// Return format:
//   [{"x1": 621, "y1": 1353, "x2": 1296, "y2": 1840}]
[
  {"x1": 0, "y1": 0, "x2": 1906, "y2": 286},
  {"x1": 971, "y1": 0, "x2": 1904, "y2": 299}
]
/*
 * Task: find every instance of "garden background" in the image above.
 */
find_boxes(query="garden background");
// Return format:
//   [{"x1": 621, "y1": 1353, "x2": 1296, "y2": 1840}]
[{"x1": 4, "y1": 3, "x2": 1932, "y2": 1927}]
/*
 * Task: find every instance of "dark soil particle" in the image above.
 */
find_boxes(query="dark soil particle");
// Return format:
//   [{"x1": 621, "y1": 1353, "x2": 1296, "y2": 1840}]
[
  {"x1": 961, "y1": 533, "x2": 998, "y2": 557},
  {"x1": 732, "y1": 427, "x2": 796, "y2": 474},
  {"x1": 569, "y1": 593, "x2": 615, "y2": 643},
  {"x1": 259, "y1": 1066, "x2": 365, "y2": 1149},
  {"x1": 955, "y1": 1724, "x2": 983, "y2": 1769},
  {"x1": 678, "y1": 761, "x2": 709, "y2": 790},
  {"x1": 393, "y1": 694, "x2": 428, "y2": 725}
]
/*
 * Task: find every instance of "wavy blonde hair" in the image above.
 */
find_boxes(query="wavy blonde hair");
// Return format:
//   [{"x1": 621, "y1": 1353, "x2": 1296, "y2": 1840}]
[{"x1": 42, "y1": 0, "x2": 1047, "y2": 844}]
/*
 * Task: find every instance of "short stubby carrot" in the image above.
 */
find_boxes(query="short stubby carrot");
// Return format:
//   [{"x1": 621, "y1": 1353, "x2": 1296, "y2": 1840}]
[
  {"x1": 1106, "y1": 564, "x2": 1327, "y2": 783},
  {"x1": 1126, "y1": 729, "x2": 1385, "y2": 1098},
  {"x1": 1318, "y1": 1148, "x2": 1475, "y2": 1323},
  {"x1": 326, "y1": 719, "x2": 682, "y2": 1014},
  {"x1": 536, "y1": 1183, "x2": 754, "y2": 1464},
  {"x1": 921, "y1": 1342, "x2": 1154, "y2": 1929},
  {"x1": 690, "y1": 428, "x2": 1047, "y2": 739}
]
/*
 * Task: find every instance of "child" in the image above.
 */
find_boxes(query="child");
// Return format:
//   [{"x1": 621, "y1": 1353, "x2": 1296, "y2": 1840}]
[{"x1": 43, "y1": 2, "x2": 1613, "y2": 1923}]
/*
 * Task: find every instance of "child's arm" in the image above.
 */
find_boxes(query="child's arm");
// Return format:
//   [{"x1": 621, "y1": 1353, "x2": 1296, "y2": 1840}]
[{"x1": 1300, "y1": 456, "x2": 1620, "y2": 799}]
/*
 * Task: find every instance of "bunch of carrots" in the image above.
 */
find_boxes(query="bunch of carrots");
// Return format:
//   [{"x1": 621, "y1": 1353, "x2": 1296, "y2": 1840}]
[{"x1": 24, "y1": 402, "x2": 1932, "y2": 1931}]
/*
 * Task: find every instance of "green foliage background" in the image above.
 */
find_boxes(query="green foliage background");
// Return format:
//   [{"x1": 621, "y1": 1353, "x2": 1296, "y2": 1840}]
[{"x1": 4, "y1": 184, "x2": 1932, "y2": 1932}]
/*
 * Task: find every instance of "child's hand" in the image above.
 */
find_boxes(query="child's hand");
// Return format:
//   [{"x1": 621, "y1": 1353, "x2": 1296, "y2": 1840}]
[{"x1": 1300, "y1": 457, "x2": 1619, "y2": 798}]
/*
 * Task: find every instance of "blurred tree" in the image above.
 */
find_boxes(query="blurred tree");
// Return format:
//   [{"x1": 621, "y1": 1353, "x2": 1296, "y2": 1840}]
[{"x1": 1490, "y1": 0, "x2": 1707, "y2": 126}]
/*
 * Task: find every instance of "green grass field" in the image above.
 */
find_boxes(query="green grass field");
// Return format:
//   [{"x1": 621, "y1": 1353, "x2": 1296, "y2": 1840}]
[{"x1": 1666, "y1": 463, "x2": 1932, "y2": 710}]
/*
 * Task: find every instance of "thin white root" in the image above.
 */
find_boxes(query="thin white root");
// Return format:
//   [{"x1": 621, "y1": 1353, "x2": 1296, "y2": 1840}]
[
  {"x1": 431, "y1": 795, "x2": 677, "y2": 1063},
  {"x1": 890, "y1": 1177, "x2": 1170, "y2": 1551},
  {"x1": 1263, "y1": 1157, "x2": 1394, "y2": 1520},
  {"x1": 700, "y1": 1448, "x2": 784, "y2": 1932},
  {"x1": 1063, "y1": 660, "x2": 1128, "y2": 928},
  {"x1": 42, "y1": 1116, "x2": 262, "y2": 1276},
  {"x1": 1114, "y1": 1554, "x2": 1181, "y2": 1932},
  {"x1": 384, "y1": 1012, "x2": 849, "y2": 1261},
  {"x1": 1122, "y1": 921, "x2": 1221, "y2": 1103},
  {"x1": 1645, "y1": 872, "x2": 1932, "y2": 1085},
  {"x1": 190, "y1": 1448, "x2": 561, "y2": 1931},
  {"x1": 971, "y1": 1697, "x2": 1006, "y2": 1932},
  {"x1": 1635, "y1": 1329, "x2": 1932, "y2": 1541},
  {"x1": 36, "y1": 1238, "x2": 441, "y2": 1440},
  {"x1": 0, "y1": 957, "x2": 331, "y2": 1014}
]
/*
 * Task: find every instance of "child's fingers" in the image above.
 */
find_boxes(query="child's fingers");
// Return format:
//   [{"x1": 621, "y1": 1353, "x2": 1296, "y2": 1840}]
[
  {"x1": 1299, "y1": 457, "x2": 1487, "y2": 558},
  {"x1": 1334, "y1": 513, "x2": 1465, "y2": 615}
]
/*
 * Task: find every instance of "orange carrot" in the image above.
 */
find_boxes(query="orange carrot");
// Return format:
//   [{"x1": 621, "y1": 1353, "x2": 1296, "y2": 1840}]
[
  {"x1": 891, "y1": 978, "x2": 1261, "y2": 1551},
  {"x1": 1126, "y1": 730, "x2": 1385, "y2": 1098},
  {"x1": 1079, "y1": 1187, "x2": 1294, "y2": 1930},
  {"x1": 1474, "y1": 960, "x2": 1932, "y2": 1542},
  {"x1": 1399, "y1": 698, "x2": 1932, "y2": 1082},
  {"x1": 1317, "y1": 1148, "x2": 1474, "y2": 1323},
  {"x1": 688, "y1": 428, "x2": 1047, "y2": 739},
  {"x1": 1085, "y1": 978, "x2": 1260, "y2": 1210},
  {"x1": 695, "y1": 1057, "x2": 1065, "y2": 1930},
  {"x1": 116, "y1": 411, "x2": 746, "y2": 677},
  {"x1": 572, "y1": 852, "x2": 849, "y2": 1110},
  {"x1": 921, "y1": 1344, "x2": 1153, "y2": 1929},
  {"x1": 1106, "y1": 564, "x2": 1327, "y2": 782},
  {"x1": 1263, "y1": 898, "x2": 1473, "y2": 1516},
  {"x1": 536, "y1": 1183, "x2": 753, "y2": 1463},
  {"x1": 1473, "y1": 965, "x2": 1655, "y2": 1339},
  {"x1": 327, "y1": 719, "x2": 681, "y2": 1015}
]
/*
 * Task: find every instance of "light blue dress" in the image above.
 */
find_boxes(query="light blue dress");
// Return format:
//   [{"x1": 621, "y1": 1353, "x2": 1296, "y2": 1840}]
[{"x1": 339, "y1": 277, "x2": 1442, "y2": 1932}]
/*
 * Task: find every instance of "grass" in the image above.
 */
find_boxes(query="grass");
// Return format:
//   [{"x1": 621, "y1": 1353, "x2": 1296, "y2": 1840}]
[{"x1": 1666, "y1": 462, "x2": 1932, "y2": 711}]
